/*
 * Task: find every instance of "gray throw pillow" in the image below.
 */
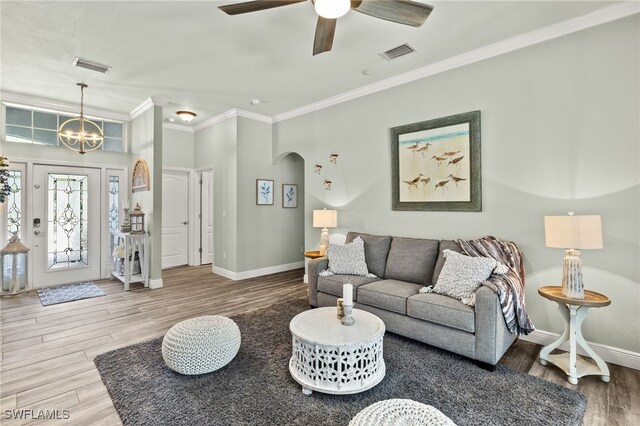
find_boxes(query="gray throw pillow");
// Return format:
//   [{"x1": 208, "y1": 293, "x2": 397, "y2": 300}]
[
  {"x1": 325, "y1": 237, "x2": 371, "y2": 276},
  {"x1": 345, "y1": 232, "x2": 392, "y2": 277},
  {"x1": 423, "y1": 250, "x2": 497, "y2": 306}
]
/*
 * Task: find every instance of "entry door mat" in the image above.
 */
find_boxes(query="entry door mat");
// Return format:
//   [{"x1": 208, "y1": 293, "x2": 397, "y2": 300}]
[
  {"x1": 37, "y1": 282, "x2": 105, "y2": 306},
  {"x1": 94, "y1": 300, "x2": 586, "y2": 426}
]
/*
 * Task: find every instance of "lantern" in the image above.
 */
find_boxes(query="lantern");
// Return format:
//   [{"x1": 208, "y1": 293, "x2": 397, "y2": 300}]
[
  {"x1": 130, "y1": 203, "x2": 146, "y2": 234},
  {"x1": 1, "y1": 235, "x2": 30, "y2": 294}
]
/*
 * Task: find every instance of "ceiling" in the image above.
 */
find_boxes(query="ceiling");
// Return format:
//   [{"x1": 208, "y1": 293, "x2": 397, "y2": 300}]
[{"x1": 0, "y1": 1, "x2": 620, "y2": 126}]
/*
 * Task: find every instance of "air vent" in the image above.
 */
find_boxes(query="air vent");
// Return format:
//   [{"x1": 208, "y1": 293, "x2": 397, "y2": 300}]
[
  {"x1": 378, "y1": 43, "x2": 416, "y2": 61},
  {"x1": 72, "y1": 57, "x2": 111, "y2": 73}
]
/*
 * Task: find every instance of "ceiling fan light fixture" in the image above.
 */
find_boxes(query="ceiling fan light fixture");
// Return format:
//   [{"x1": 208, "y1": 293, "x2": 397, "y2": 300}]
[
  {"x1": 176, "y1": 111, "x2": 197, "y2": 122},
  {"x1": 314, "y1": 0, "x2": 350, "y2": 19}
]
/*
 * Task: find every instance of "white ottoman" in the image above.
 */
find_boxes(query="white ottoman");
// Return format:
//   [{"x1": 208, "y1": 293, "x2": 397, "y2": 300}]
[
  {"x1": 162, "y1": 315, "x2": 241, "y2": 375},
  {"x1": 349, "y1": 399, "x2": 456, "y2": 426}
]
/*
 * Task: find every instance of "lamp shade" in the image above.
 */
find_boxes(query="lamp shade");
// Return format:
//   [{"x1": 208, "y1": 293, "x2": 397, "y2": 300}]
[
  {"x1": 313, "y1": 209, "x2": 337, "y2": 228},
  {"x1": 544, "y1": 215, "x2": 603, "y2": 249}
]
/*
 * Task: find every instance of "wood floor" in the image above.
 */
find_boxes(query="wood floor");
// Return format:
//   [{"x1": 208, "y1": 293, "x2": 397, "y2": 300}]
[{"x1": 1, "y1": 265, "x2": 638, "y2": 425}]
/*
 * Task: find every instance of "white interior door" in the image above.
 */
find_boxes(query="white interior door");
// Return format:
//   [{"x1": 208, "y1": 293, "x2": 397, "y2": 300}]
[
  {"x1": 32, "y1": 165, "x2": 102, "y2": 288},
  {"x1": 162, "y1": 170, "x2": 189, "y2": 268},
  {"x1": 201, "y1": 171, "x2": 214, "y2": 265}
]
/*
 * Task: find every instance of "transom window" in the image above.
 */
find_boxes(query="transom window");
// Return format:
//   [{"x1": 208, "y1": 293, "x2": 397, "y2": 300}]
[{"x1": 4, "y1": 106, "x2": 125, "y2": 152}]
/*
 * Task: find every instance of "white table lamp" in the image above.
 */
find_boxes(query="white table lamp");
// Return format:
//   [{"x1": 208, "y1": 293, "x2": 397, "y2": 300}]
[
  {"x1": 544, "y1": 213, "x2": 603, "y2": 299},
  {"x1": 313, "y1": 209, "x2": 337, "y2": 256}
]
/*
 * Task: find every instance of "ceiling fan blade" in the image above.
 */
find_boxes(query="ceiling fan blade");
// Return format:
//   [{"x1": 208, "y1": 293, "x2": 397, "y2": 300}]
[
  {"x1": 218, "y1": 0, "x2": 306, "y2": 15},
  {"x1": 313, "y1": 17, "x2": 337, "y2": 56},
  {"x1": 351, "y1": 0, "x2": 433, "y2": 27}
]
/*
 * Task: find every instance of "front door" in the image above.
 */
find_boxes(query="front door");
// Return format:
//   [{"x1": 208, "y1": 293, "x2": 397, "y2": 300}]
[
  {"x1": 162, "y1": 170, "x2": 189, "y2": 268},
  {"x1": 32, "y1": 165, "x2": 102, "y2": 288}
]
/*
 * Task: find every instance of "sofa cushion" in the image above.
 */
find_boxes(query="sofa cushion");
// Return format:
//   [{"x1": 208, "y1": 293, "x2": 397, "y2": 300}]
[
  {"x1": 407, "y1": 293, "x2": 475, "y2": 333},
  {"x1": 325, "y1": 237, "x2": 370, "y2": 276},
  {"x1": 357, "y1": 280, "x2": 423, "y2": 315},
  {"x1": 346, "y1": 232, "x2": 392, "y2": 278},
  {"x1": 432, "y1": 240, "x2": 463, "y2": 286},
  {"x1": 317, "y1": 275, "x2": 380, "y2": 300},
  {"x1": 383, "y1": 237, "x2": 440, "y2": 286}
]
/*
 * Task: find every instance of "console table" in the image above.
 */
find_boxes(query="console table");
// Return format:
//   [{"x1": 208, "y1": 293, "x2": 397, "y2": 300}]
[
  {"x1": 110, "y1": 231, "x2": 149, "y2": 291},
  {"x1": 538, "y1": 286, "x2": 610, "y2": 385}
]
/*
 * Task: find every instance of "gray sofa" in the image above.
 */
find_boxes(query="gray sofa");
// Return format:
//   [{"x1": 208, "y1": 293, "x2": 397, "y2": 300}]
[{"x1": 308, "y1": 232, "x2": 517, "y2": 367}]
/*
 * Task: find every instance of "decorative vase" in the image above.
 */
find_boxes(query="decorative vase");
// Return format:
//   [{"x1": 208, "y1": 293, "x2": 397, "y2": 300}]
[
  {"x1": 337, "y1": 298, "x2": 344, "y2": 320},
  {"x1": 120, "y1": 208, "x2": 131, "y2": 233}
]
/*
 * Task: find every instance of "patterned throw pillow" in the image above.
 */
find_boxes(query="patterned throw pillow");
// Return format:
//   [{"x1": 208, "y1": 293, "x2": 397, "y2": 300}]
[
  {"x1": 323, "y1": 237, "x2": 371, "y2": 277},
  {"x1": 421, "y1": 249, "x2": 497, "y2": 306}
]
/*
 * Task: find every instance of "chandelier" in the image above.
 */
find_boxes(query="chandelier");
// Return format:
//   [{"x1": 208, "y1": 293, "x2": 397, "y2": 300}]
[{"x1": 58, "y1": 83, "x2": 104, "y2": 154}]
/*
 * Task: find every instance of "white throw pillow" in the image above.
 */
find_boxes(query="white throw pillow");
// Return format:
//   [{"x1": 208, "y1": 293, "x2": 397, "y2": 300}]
[
  {"x1": 423, "y1": 250, "x2": 497, "y2": 306},
  {"x1": 324, "y1": 237, "x2": 371, "y2": 276}
]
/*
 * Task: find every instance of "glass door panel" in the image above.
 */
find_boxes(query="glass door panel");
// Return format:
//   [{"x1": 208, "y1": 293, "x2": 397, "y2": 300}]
[{"x1": 32, "y1": 165, "x2": 101, "y2": 288}]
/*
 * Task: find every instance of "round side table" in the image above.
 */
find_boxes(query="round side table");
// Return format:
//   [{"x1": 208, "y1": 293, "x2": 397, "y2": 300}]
[
  {"x1": 538, "y1": 286, "x2": 611, "y2": 385},
  {"x1": 303, "y1": 250, "x2": 324, "y2": 259}
]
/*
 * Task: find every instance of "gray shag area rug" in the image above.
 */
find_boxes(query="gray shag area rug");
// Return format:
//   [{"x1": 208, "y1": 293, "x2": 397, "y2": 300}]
[
  {"x1": 37, "y1": 281, "x2": 105, "y2": 306},
  {"x1": 94, "y1": 300, "x2": 586, "y2": 426}
]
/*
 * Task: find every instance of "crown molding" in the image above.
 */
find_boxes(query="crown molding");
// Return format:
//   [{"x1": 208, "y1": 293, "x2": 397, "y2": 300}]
[
  {"x1": 235, "y1": 109, "x2": 273, "y2": 124},
  {"x1": 272, "y1": 2, "x2": 640, "y2": 123},
  {"x1": 193, "y1": 109, "x2": 237, "y2": 132},
  {"x1": 0, "y1": 91, "x2": 131, "y2": 122},
  {"x1": 193, "y1": 108, "x2": 273, "y2": 132},
  {"x1": 162, "y1": 122, "x2": 194, "y2": 133},
  {"x1": 129, "y1": 97, "x2": 168, "y2": 120}
]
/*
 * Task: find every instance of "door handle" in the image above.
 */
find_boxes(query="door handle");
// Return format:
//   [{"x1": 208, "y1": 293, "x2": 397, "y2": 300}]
[
  {"x1": 182, "y1": 221, "x2": 189, "y2": 225},
  {"x1": 34, "y1": 230, "x2": 44, "y2": 236}
]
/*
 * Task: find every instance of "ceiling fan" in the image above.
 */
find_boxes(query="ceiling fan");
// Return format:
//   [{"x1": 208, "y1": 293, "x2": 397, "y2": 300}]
[{"x1": 218, "y1": 0, "x2": 434, "y2": 55}]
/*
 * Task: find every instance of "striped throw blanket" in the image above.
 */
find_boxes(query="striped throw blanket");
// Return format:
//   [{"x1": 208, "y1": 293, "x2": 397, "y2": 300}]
[{"x1": 458, "y1": 236, "x2": 535, "y2": 336}]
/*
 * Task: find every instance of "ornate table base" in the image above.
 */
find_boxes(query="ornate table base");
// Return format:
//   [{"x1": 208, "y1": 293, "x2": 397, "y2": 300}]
[
  {"x1": 289, "y1": 307, "x2": 386, "y2": 395},
  {"x1": 539, "y1": 302, "x2": 609, "y2": 385}
]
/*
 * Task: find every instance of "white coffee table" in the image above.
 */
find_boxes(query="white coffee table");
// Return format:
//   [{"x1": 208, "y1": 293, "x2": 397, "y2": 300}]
[{"x1": 289, "y1": 307, "x2": 386, "y2": 395}]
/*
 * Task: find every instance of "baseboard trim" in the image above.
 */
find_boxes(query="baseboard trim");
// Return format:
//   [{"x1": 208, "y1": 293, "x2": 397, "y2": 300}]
[
  {"x1": 148, "y1": 278, "x2": 163, "y2": 289},
  {"x1": 213, "y1": 261, "x2": 305, "y2": 281},
  {"x1": 521, "y1": 329, "x2": 640, "y2": 371}
]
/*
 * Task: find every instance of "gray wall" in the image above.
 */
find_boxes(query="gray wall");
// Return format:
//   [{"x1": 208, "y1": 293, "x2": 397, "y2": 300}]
[
  {"x1": 163, "y1": 127, "x2": 194, "y2": 168},
  {"x1": 273, "y1": 16, "x2": 640, "y2": 352},
  {"x1": 131, "y1": 106, "x2": 163, "y2": 282},
  {"x1": 236, "y1": 117, "x2": 305, "y2": 272},
  {"x1": 194, "y1": 116, "x2": 305, "y2": 273},
  {"x1": 194, "y1": 117, "x2": 239, "y2": 271}
]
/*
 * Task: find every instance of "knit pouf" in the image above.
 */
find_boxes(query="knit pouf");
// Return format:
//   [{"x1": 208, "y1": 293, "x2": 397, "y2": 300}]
[
  {"x1": 162, "y1": 315, "x2": 241, "y2": 375},
  {"x1": 349, "y1": 399, "x2": 456, "y2": 426}
]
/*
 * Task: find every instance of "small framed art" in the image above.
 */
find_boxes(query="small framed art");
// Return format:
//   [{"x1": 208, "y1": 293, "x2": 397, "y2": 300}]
[
  {"x1": 256, "y1": 179, "x2": 274, "y2": 205},
  {"x1": 282, "y1": 184, "x2": 298, "y2": 208}
]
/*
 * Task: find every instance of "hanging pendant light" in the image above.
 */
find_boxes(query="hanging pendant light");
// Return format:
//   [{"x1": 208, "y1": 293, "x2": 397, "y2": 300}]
[{"x1": 58, "y1": 83, "x2": 104, "y2": 155}]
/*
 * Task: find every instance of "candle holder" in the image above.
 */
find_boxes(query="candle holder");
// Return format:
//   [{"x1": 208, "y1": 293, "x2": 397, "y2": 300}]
[
  {"x1": 337, "y1": 298, "x2": 344, "y2": 320},
  {"x1": 341, "y1": 303, "x2": 355, "y2": 326}
]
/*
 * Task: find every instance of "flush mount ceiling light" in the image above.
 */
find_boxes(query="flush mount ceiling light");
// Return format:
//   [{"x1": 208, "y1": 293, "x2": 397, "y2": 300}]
[
  {"x1": 314, "y1": 0, "x2": 350, "y2": 19},
  {"x1": 176, "y1": 111, "x2": 197, "y2": 122},
  {"x1": 58, "y1": 83, "x2": 104, "y2": 155},
  {"x1": 249, "y1": 98, "x2": 262, "y2": 106},
  {"x1": 72, "y1": 57, "x2": 111, "y2": 73}
]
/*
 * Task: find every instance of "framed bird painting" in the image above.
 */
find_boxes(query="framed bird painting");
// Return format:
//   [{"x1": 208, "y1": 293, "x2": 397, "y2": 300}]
[{"x1": 390, "y1": 111, "x2": 481, "y2": 211}]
